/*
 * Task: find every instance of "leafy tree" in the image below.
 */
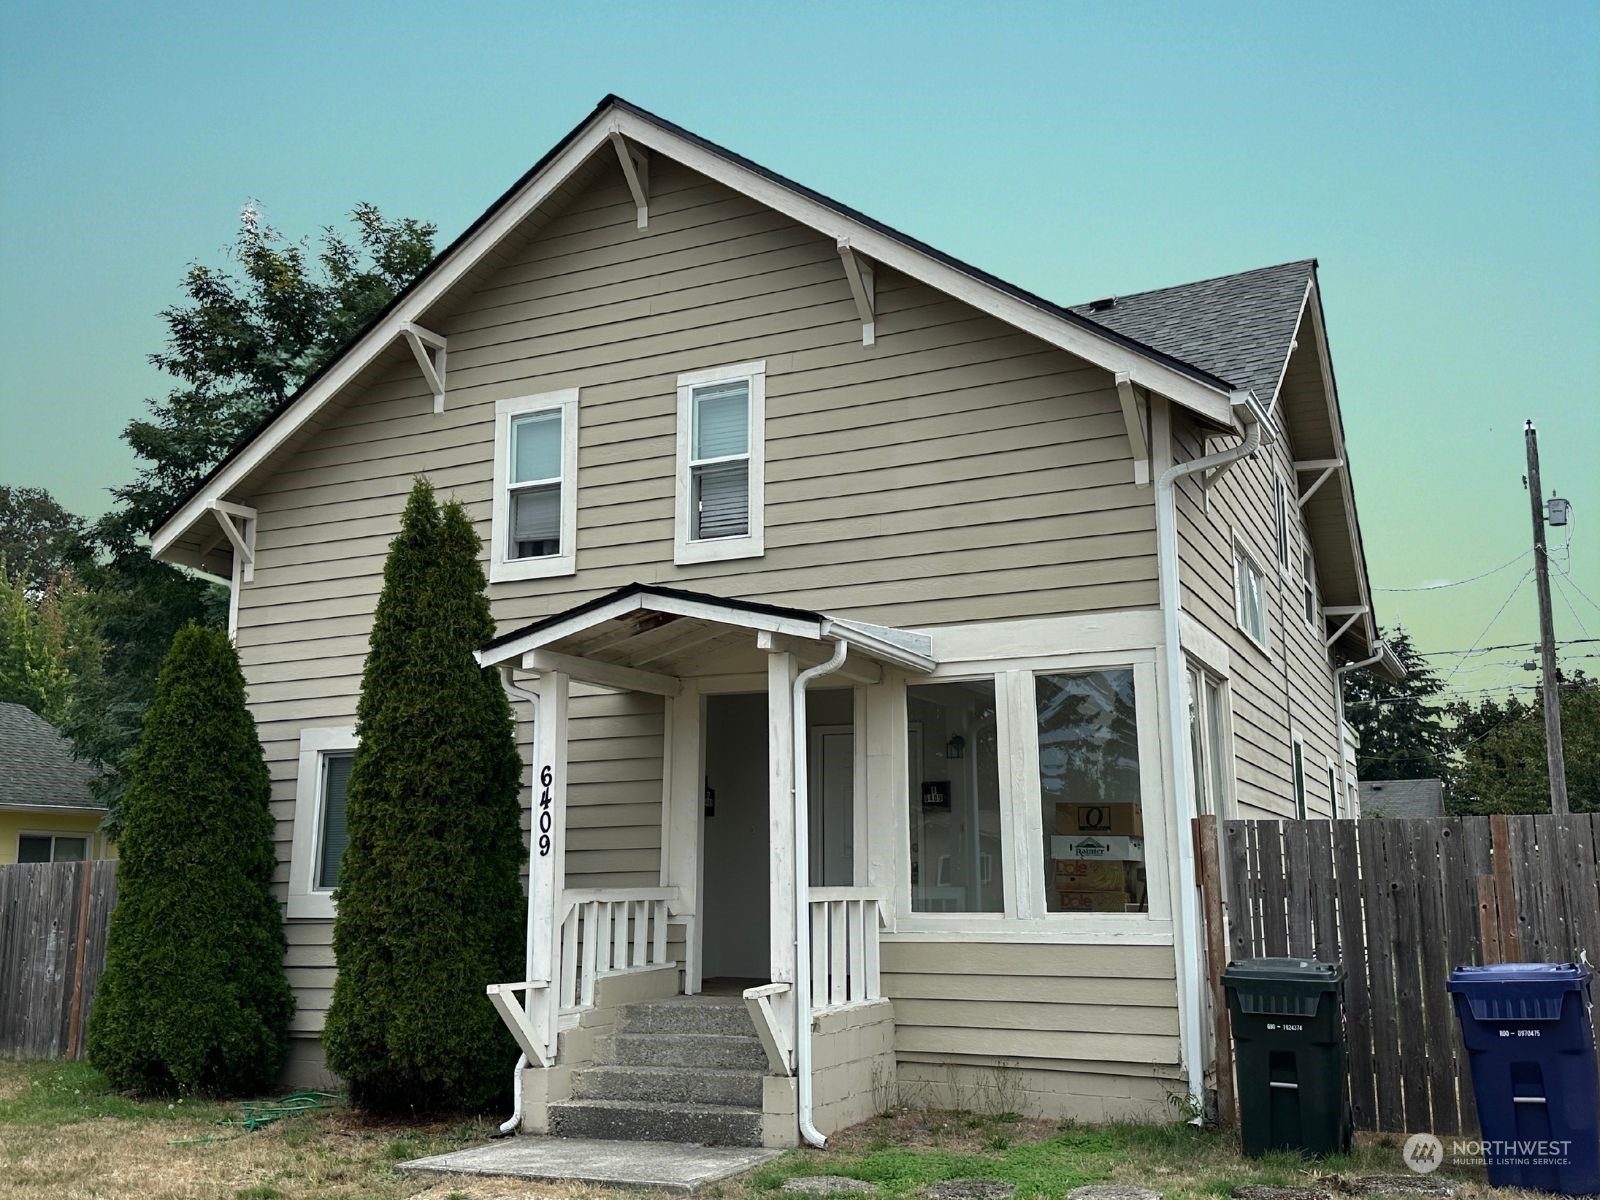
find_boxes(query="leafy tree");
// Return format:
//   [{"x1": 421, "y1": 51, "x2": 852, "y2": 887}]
[
  {"x1": 0, "y1": 486, "x2": 88, "y2": 592},
  {"x1": 88, "y1": 625, "x2": 293, "y2": 1094},
  {"x1": 1344, "y1": 626, "x2": 1453, "y2": 781},
  {"x1": 323, "y1": 481, "x2": 524, "y2": 1114},
  {"x1": 0, "y1": 562, "x2": 104, "y2": 727},
  {"x1": 73, "y1": 204, "x2": 436, "y2": 829},
  {"x1": 1447, "y1": 674, "x2": 1599, "y2": 814},
  {"x1": 105, "y1": 203, "x2": 436, "y2": 541}
]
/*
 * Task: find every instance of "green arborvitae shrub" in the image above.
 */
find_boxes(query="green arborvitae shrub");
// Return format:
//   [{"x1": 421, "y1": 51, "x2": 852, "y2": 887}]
[
  {"x1": 88, "y1": 624, "x2": 292, "y2": 1095},
  {"x1": 323, "y1": 479, "x2": 524, "y2": 1113}
]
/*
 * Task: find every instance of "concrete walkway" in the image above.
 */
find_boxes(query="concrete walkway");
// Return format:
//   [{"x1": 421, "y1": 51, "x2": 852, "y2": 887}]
[{"x1": 398, "y1": 1136, "x2": 783, "y2": 1193}]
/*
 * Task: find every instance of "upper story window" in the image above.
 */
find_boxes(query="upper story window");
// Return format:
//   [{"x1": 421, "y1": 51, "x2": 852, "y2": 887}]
[
  {"x1": 288, "y1": 725, "x2": 358, "y2": 919},
  {"x1": 1274, "y1": 471, "x2": 1291, "y2": 570},
  {"x1": 675, "y1": 362, "x2": 765, "y2": 564},
  {"x1": 1234, "y1": 541, "x2": 1269, "y2": 650},
  {"x1": 1302, "y1": 544, "x2": 1319, "y2": 629},
  {"x1": 491, "y1": 389, "x2": 578, "y2": 583}
]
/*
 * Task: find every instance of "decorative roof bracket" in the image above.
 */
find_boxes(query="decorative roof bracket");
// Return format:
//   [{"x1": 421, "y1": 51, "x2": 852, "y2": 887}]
[
  {"x1": 1115, "y1": 371, "x2": 1151, "y2": 487},
  {"x1": 610, "y1": 131, "x2": 650, "y2": 229},
  {"x1": 403, "y1": 323, "x2": 448, "y2": 413},
  {"x1": 836, "y1": 239, "x2": 875, "y2": 346}
]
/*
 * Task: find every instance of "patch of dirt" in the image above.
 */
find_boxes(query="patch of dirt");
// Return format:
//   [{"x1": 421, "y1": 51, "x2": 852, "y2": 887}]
[{"x1": 824, "y1": 1108, "x2": 1060, "y2": 1155}]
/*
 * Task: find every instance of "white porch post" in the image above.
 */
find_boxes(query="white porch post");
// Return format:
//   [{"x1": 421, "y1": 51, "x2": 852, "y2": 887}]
[
  {"x1": 529, "y1": 670, "x2": 569, "y2": 1056},
  {"x1": 767, "y1": 649, "x2": 798, "y2": 1041},
  {"x1": 665, "y1": 679, "x2": 703, "y2": 993}
]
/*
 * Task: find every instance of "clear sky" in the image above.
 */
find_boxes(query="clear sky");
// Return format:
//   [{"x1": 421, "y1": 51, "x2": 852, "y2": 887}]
[{"x1": 2, "y1": 0, "x2": 1596, "y2": 701}]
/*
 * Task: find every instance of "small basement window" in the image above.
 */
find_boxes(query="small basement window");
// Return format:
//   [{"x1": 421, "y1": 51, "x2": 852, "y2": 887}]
[
  {"x1": 675, "y1": 362, "x2": 765, "y2": 564},
  {"x1": 17, "y1": 834, "x2": 88, "y2": 863},
  {"x1": 491, "y1": 389, "x2": 578, "y2": 582}
]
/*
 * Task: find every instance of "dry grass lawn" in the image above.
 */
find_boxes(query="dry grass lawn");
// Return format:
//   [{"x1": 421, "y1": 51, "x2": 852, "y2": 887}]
[{"x1": 0, "y1": 1060, "x2": 1545, "y2": 1200}]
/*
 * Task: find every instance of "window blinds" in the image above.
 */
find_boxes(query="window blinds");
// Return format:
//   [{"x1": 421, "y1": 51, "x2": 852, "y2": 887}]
[{"x1": 691, "y1": 381, "x2": 750, "y2": 540}]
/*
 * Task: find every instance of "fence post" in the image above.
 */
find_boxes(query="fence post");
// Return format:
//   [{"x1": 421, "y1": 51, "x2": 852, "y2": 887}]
[
  {"x1": 1195, "y1": 814, "x2": 1235, "y2": 1126},
  {"x1": 64, "y1": 861, "x2": 94, "y2": 1058}
]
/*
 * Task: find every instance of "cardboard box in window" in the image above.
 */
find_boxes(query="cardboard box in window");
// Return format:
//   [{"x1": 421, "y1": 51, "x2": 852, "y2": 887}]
[
  {"x1": 1057, "y1": 889, "x2": 1128, "y2": 912},
  {"x1": 1054, "y1": 802, "x2": 1143, "y2": 837},
  {"x1": 1051, "y1": 834, "x2": 1144, "y2": 862},
  {"x1": 1053, "y1": 860, "x2": 1126, "y2": 891}
]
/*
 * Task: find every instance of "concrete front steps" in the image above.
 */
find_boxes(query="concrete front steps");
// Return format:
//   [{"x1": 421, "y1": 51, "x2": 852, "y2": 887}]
[{"x1": 547, "y1": 996, "x2": 769, "y2": 1146}]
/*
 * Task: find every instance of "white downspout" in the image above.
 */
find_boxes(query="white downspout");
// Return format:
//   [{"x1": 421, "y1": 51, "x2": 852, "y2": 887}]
[
  {"x1": 496, "y1": 664, "x2": 543, "y2": 1137},
  {"x1": 1156, "y1": 391, "x2": 1263, "y2": 1120},
  {"x1": 792, "y1": 636, "x2": 850, "y2": 1148}
]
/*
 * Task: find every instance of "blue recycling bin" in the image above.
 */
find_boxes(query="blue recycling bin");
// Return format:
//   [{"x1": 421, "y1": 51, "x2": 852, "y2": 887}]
[{"x1": 1447, "y1": 962, "x2": 1600, "y2": 1196}]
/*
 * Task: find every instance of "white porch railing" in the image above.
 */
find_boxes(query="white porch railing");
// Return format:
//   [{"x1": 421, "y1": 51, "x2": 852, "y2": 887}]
[
  {"x1": 807, "y1": 886, "x2": 889, "y2": 1011},
  {"x1": 488, "y1": 885, "x2": 679, "y2": 1067},
  {"x1": 558, "y1": 887, "x2": 678, "y2": 1009}
]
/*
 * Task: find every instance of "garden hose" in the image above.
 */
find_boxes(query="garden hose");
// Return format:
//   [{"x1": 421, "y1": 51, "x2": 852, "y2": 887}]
[{"x1": 170, "y1": 1090, "x2": 342, "y2": 1144}]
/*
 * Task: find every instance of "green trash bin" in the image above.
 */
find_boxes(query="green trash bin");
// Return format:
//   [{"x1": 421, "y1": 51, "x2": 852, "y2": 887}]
[{"x1": 1223, "y1": 957, "x2": 1352, "y2": 1157}]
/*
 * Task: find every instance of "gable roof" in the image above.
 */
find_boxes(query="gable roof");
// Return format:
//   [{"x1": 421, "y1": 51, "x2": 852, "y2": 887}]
[
  {"x1": 151, "y1": 94, "x2": 1255, "y2": 567},
  {"x1": 0, "y1": 702, "x2": 102, "y2": 812},
  {"x1": 1069, "y1": 260, "x2": 1316, "y2": 405}
]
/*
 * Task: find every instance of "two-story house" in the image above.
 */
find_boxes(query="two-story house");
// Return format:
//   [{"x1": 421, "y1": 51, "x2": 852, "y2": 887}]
[{"x1": 150, "y1": 96, "x2": 1402, "y2": 1148}]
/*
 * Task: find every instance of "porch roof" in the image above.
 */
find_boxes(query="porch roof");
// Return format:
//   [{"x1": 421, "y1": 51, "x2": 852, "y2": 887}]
[{"x1": 475, "y1": 583, "x2": 936, "y2": 689}]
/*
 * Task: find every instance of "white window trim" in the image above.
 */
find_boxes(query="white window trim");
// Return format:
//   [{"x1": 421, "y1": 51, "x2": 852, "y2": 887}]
[
  {"x1": 1301, "y1": 542, "x2": 1320, "y2": 633},
  {"x1": 893, "y1": 648, "x2": 1173, "y2": 936},
  {"x1": 674, "y1": 361, "x2": 765, "y2": 565},
  {"x1": 1187, "y1": 661, "x2": 1236, "y2": 821},
  {"x1": 288, "y1": 725, "x2": 358, "y2": 920},
  {"x1": 490, "y1": 389, "x2": 579, "y2": 583},
  {"x1": 1273, "y1": 468, "x2": 1291, "y2": 573},
  {"x1": 1233, "y1": 538, "x2": 1271, "y2": 653}
]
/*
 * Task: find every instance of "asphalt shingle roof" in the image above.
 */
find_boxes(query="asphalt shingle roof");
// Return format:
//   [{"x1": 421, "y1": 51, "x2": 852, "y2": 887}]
[
  {"x1": 0, "y1": 702, "x2": 102, "y2": 811},
  {"x1": 1069, "y1": 259, "x2": 1316, "y2": 403}
]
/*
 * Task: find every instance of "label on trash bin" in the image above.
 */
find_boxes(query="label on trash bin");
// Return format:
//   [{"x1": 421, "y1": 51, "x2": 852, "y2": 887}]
[
  {"x1": 1265, "y1": 1022, "x2": 1305, "y2": 1031},
  {"x1": 1496, "y1": 1028, "x2": 1541, "y2": 1037}
]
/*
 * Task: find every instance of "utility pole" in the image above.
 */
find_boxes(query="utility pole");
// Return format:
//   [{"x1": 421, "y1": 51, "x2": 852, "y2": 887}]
[{"x1": 1524, "y1": 420, "x2": 1569, "y2": 815}]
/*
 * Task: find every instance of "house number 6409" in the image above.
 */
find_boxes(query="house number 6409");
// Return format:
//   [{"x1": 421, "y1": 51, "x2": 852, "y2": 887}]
[{"x1": 538, "y1": 764, "x2": 555, "y2": 856}]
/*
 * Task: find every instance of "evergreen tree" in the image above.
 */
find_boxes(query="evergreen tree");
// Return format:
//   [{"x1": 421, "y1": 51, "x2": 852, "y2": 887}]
[
  {"x1": 1344, "y1": 626, "x2": 1453, "y2": 781},
  {"x1": 88, "y1": 625, "x2": 292, "y2": 1094},
  {"x1": 323, "y1": 480, "x2": 524, "y2": 1113},
  {"x1": 1448, "y1": 674, "x2": 1600, "y2": 814}
]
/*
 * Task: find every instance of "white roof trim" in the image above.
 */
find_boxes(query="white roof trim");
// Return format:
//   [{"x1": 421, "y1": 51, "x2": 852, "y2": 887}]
[
  {"x1": 475, "y1": 590, "x2": 934, "y2": 675},
  {"x1": 152, "y1": 100, "x2": 1235, "y2": 557}
]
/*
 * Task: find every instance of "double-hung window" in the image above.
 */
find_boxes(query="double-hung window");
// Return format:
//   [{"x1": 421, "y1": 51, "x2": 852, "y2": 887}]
[
  {"x1": 1185, "y1": 665, "x2": 1233, "y2": 817},
  {"x1": 289, "y1": 726, "x2": 358, "y2": 918},
  {"x1": 1234, "y1": 541, "x2": 1269, "y2": 649},
  {"x1": 675, "y1": 362, "x2": 765, "y2": 564},
  {"x1": 491, "y1": 389, "x2": 578, "y2": 582}
]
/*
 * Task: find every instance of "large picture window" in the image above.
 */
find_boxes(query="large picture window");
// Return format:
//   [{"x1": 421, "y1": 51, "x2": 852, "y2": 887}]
[
  {"x1": 906, "y1": 679, "x2": 1004, "y2": 913},
  {"x1": 1035, "y1": 670, "x2": 1146, "y2": 914}
]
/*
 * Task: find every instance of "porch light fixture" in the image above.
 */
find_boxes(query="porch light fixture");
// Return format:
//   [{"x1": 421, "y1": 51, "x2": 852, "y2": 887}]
[{"x1": 945, "y1": 734, "x2": 965, "y2": 760}]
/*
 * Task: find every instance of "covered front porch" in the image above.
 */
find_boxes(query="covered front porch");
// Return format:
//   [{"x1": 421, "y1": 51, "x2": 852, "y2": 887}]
[{"x1": 475, "y1": 583, "x2": 935, "y2": 1145}]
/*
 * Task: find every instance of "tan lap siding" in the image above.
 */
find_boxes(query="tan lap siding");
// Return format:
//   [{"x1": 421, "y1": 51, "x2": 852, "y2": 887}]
[
  {"x1": 237, "y1": 152, "x2": 1162, "y2": 1038},
  {"x1": 1171, "y1": 415, "x2": 1343, "y2": 819},
  {"x1": 882, "y1": 941, "x2": 1181, "y2": 1119}
]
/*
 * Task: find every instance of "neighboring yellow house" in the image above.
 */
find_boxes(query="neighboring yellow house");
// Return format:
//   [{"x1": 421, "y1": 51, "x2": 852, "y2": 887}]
[{"x1": 0, "y1": 702, "x2": 112, "y2": 864}]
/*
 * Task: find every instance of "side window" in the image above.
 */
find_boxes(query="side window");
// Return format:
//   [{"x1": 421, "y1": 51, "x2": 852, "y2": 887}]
[
  {"x1": 675, "y1": 362, "x2": 765, "y2": 564},
  {"x1": 1186, "y1": 666, "x2": 1233, "y2": 818},
  {"x1": 1234, "y1": 542, "x2": 1269, "y2": 649},
  {"x1": 1302, "y1": 545, "x2": 1319, "y2": 630},
  {"x1": 491, "y1": 389, "x2": 579, "y2": 582},
  {"x1": 289, "y1": 726, "x2": 359, "y2": 918},
  {"x1": 17, "y1": 834, "x2": 87, "y2": 863},
  {"x1": 1274, "y1": 472, "x2": 1290, "y2": 570},
  {"x1": 1291, "y1": 733, "x2": 1308, "y2": 819}
]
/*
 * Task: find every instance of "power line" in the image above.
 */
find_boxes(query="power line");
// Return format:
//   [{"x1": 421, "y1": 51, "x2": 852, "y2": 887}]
[
  {"x1": 1375, "y1": 549, "x2": 1531, "y2": 592},
  {"x1": 1440, "y1": 569, "x2": 1533, "y2": 688},
  {"x1": 1412, "y1": 637, "x2": 1600, "y2": 658},
  {"x1": 1552, "y1": 572, "x2": 1594, "y2": 640},
  {"x1": 1554, "y1": 563, "x2": 1600, "y2": 619}
]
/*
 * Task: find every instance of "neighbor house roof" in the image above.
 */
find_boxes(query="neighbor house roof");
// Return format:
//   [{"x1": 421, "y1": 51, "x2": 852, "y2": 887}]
[
  {"x1": 1069, "y1": 260, "x2": 1316, "y2": 405},
  {"x1": 0, "y1": 702, "x2": 102, "y2": 812}
]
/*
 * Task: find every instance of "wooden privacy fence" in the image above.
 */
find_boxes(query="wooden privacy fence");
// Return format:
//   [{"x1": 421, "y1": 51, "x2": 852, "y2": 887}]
[
  {"x1": 1203, "y1": 814, "x2": 1600, "y2": 1138},
  {"x1": 0, "y1": 860, "x2": 118, "y2": 1060}
]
